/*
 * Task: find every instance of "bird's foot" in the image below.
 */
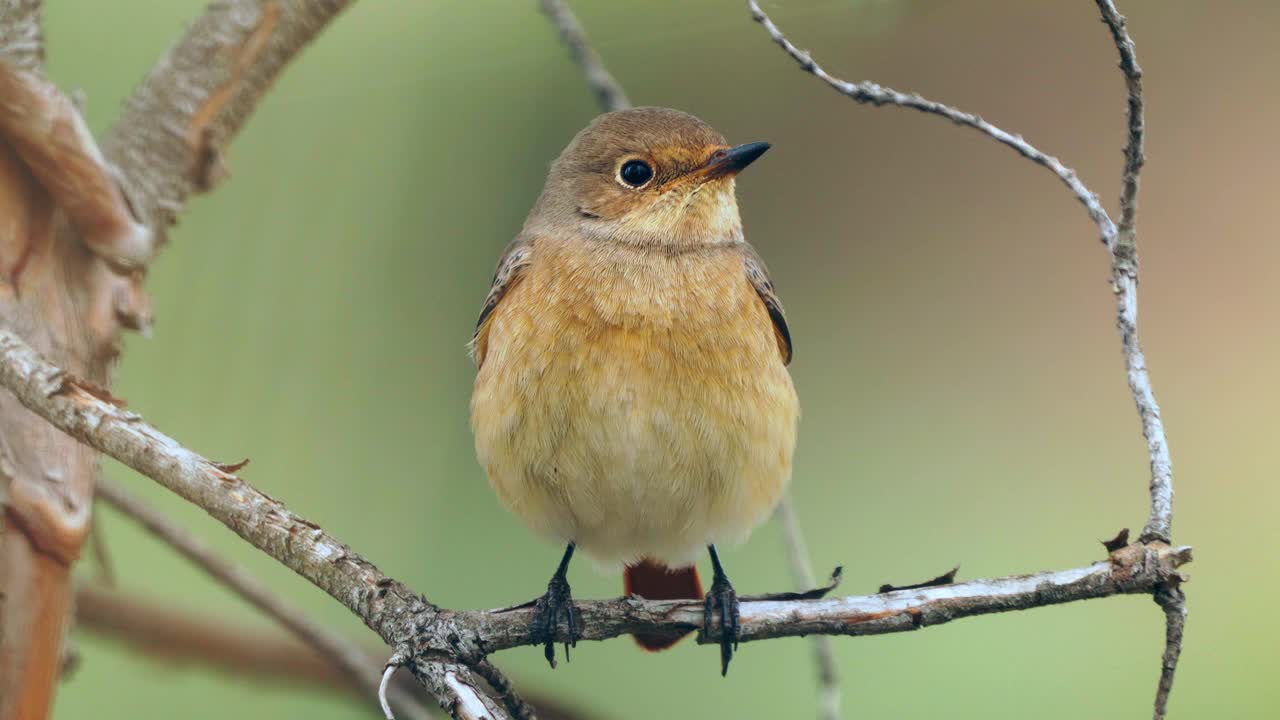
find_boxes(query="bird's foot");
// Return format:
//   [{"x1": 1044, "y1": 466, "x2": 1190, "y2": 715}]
[
  {"x1": 703, "y1": 567, "x2": 740, "y2": 676},
  {"x1": 530, "y1": 569, "x2": 579, "y2": 668}
]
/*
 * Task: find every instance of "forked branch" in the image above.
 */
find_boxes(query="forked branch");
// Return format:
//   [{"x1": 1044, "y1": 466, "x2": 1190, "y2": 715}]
[
  {"x1": 747, "y1": 0, "x2": 1181, "y2": 715},
  {"x1": 0, "y1": 328, "x2": 1190, "y2": 719}
]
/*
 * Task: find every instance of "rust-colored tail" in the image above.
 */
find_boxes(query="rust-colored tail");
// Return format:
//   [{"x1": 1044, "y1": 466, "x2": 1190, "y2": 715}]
[{"x1": 624, "y1": 559, "x2": 703, "y2": 651}]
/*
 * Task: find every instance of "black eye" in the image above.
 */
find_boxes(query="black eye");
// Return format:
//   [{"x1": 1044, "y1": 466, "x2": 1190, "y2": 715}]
[{"x1": 619, "y1": 159, "x2": 653, "y2": 187}]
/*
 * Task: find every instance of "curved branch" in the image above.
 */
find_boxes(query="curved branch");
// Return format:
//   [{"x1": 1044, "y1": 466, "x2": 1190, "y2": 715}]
[
  {"x1": 538, "y1": 0, "x2": 629, "y2": 113},
  {"x1": 102, "y1": 0, "x2": 353, "y2": 236},
  {"x1": 747, "y1": 0, "x2": 1117, "y2": 243},
  {"x1": 748, "y1": 1, "x2": 1179, "y2": 715},
  {"x1": 0, "y1": 329, "x2": 1192, "y2": 713},
  {"x1": 1093, "y1": 0, "x2": 1171, "y2": 547},
  {"x1": 0, "y1": 330, "x2": 502, "y2": 718}
]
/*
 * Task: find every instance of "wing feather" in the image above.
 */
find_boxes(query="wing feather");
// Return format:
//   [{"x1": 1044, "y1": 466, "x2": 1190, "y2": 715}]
[
  {"x1": 470, "y1": 237, "x2": 533, "y2": 366},
  {"x1": 743, "y1": 243, "x2": 792, "y2": 365}
]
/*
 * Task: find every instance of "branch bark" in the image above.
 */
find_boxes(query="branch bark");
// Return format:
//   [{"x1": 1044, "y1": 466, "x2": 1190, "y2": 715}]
[
  {"x1": 0, "y1": 2, "x2": 356, "y2": 717},
  {"x1": 0, "y1": 329, "x2": 1192, "y2": 718},
  {"x1": 0, "y1": 1, "x2": 1187, "y2": 718},
  {"x1": 102, "y1": 0, "x2": 354, "y2": 236},
  {"x1": 0, "y1": 329, "x2": 507, "y2": 718},
  {"x1": 747, "y1": 0, "x2": 1181, "y2": 714},
  {"x1": 74, "y1": 586, "x2": 597, "y2": 720}
]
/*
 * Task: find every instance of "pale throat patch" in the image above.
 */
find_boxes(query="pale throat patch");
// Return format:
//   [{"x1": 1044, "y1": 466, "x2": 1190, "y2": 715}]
[{"x1": 589, "y1": 179, "x2": 744, "y2": 248}]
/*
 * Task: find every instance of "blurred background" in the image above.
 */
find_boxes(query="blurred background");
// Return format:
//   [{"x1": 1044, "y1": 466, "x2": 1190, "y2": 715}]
[{"x1": 43, "y1": 0, "x2": 1277, "y2": 717}]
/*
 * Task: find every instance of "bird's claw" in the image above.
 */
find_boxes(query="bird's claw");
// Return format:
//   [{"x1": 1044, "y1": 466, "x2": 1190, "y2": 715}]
[
  {"x1": 531, "y1": 571, "x2": 579, "y2": 668},
  {"x1": 703, "y1": 572, "x2": 740, "y2": 676}
]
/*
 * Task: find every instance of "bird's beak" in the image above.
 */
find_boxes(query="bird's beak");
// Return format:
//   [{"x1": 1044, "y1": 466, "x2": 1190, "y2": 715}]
[{"x1": 698, "y1": 141, "x2": 771, "y2": 180}]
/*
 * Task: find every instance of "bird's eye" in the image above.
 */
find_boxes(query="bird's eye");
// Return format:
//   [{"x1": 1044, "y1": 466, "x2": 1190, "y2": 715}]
[{"x1": 618, "y1": 159, "x2": 654, "y2": 187}]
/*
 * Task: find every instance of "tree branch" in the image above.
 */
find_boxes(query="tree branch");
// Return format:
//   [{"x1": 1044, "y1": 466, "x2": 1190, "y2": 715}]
[
  {"x1": 774, "y1": 497, "x2": 840, "y2": 720},
  {"x1": 0, "y1": 65, "x2": 152, "y2": 270},
  {"x1": 0, "y1": 0, "x2": 42, "y2": 71},
  {"x1": 747, "y1": 1, "x2": 1117, "y2": 243},
  {"x1": 74, "y1": 586, "x2": 599, "y2": 720},
  {"x1": 93, "y1": 477, "x2": 433, "y2": 720},
  {"x1": 1152, "y1": 585, "x2": 1187, "y2": 720},
  {"x1": 0, "y1": 329, "x2": 1193, "y2": 717},
  {"x1": 747, "y1": 0, "x2": 1181, "y2": 715},
  {"x1": 1092, "y1": 0, "x2": 1170, "y2": 548},
  {"x1": 102, "y1": 0, "x2": 354, "y2": 239},
  {"x1": 538, "y1": 0, "x2": 629, "y2": 113},
  {"x1": 0, "y1": 329, "x2": 507, "y2": 718}
]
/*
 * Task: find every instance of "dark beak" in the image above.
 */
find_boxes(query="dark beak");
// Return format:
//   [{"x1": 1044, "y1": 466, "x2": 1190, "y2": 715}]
[{"x1": 701, "y1": 141, "x2": 771, "y2": 179}]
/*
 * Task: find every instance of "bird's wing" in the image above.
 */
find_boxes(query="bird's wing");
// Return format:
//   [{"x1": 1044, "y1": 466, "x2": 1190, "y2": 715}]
[
  {"x1": 470, "y1": 236, "x2": 534, "y2": 367},
  {"x1": 744, "y1": 242, "x2": 793, "y2": 365}
]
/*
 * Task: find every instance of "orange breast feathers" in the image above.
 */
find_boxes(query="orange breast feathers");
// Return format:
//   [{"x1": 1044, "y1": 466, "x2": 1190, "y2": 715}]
[{"x1": 470, "y1": 236, "x2": 799, "y2": 569}]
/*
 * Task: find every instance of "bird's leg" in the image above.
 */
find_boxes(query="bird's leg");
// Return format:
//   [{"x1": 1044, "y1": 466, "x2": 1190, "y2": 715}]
[
  {"x1": 530, "y1": 542, "x2": 580, "y2": 668},
  {"x1": 703, "y1": 544, "x2": 741, "y2": 676}
]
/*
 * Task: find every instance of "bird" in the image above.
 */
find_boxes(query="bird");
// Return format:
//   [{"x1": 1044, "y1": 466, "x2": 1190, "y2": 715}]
[{"x1": 469, "y1": 106, "x2": 798, "y2": 675}]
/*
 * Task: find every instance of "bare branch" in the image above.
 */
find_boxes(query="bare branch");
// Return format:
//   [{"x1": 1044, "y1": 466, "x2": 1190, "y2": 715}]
[
  {"x1": 0, "y1": 64, "x2": 153, "y2": 269},
  {"x1": 380, "y1": 664, "x2": 400, "y2": 719},
  {"x1": 747, "y1": 0, "x2": 1117, "y2": 244},
  {"x1": 469, "y1": 542, "x2": 1190, "y2": 649},
  {"x1": 1096, "y1": 0, "x2": 1145, "y2": 240},
  {"x1": 0, "y1": 329, "x2": 508, "y2": 718},
  {"x1": 775, "y1": 497, "x2": 840, "y2": 720},
  {"x1": 102, "y1": 0, "x2": 354, "y2": 238},
  {"x1": 1152, "y1": 585, "x2": 1187, "y2": 720},
  {"x1": 0, "y1": 0, "x2": 43, "y2": 70},
  {"x1": 0, "y1": 322, "x2": 1193, "y2": 654},
  {"x1": 749, "y1": 0, "x2": 1181, "y2": 713},
  {"x1": 76, "y1": 586, "x2": 599, "y2": 720},
  {"x1": 470, "y1": 659, "x2": 538, "y2": 720},
  {"x1": 538, "y1": 0, "x2": 630, "y2": 113},
  {"x1": 94, "y1": 477, "x2": 434, "y2": 720},
  {"x1": 1093, "y1": 0, "x2": 1171, "y2": 547}
]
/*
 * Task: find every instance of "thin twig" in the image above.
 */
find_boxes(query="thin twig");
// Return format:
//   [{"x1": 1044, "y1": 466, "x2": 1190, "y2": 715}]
[
  {"x1": 775, "y1": 497, "x2": 841, "y2": 720},
  {"x1": 380, "y1": 663, "x2": 400, "y2": 719},
  {"x1": 95, "y1": 477, "x2": 434, "y2": 720},
  {"x1": 538, "y1": 0, "x2": 630, "y2": 112},
  {"x1": 747, "y1": 0, "x2": 1117, "y2": 244},
  {"x1": 1152, "y1": 585, "x2": 1187, "y2": 720},
  {"x1": 1093, "y1": 0, "x2": 1171, "y2": 547},
  {"x1": 1090, "y1": 5, "x2": 1182, "y2": 711},
  {"x1": 748, "y1": 1, "x2": 1181, "y2": 713},
  {"x1": 0, "y1": 327, "x2": 1191, "y2": 660}
]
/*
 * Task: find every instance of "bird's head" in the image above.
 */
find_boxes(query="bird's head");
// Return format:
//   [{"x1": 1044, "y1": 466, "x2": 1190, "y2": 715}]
[{"x1": 529, "y1": 107, "x2": 769, "y2": 249}]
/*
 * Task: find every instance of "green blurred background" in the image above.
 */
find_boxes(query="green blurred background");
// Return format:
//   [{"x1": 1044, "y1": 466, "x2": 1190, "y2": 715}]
[{"x1": 42, "y1": 0, "x2": 1277, "y2": 717}]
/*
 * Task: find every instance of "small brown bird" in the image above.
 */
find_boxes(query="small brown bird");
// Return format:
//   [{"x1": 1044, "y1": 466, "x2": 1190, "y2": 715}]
[{"x1": 470, "y1": 107, "x2": 798, "y2": 674}]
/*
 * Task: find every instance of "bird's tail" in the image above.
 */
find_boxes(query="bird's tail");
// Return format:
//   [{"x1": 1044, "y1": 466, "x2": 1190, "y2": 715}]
[{"x1": 624, "y1": 558, "x2": 703, "y2": 651}]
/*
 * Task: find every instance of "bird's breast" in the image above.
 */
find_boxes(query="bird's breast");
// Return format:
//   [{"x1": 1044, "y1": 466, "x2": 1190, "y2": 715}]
[{"x1": 471, "y1": 239, "x2": 798, "y2": 566}]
